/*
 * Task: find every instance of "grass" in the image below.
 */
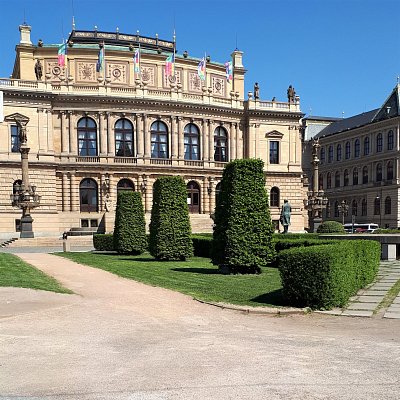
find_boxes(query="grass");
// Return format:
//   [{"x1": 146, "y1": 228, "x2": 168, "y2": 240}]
[
  {"x1": 374, "y1": 279, "x2": 400, "y2": 314},
  {"x1": 0, "y1": 253, "x2": 72, "y2": 294},
  {"x1": 57, "y1": 252, "x2": 286, "y2": 307}
]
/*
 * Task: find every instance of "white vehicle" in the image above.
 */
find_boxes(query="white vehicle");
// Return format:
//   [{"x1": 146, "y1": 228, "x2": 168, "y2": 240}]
[{"x1": 343, "y1": 223, "x2": 379, "y2": 233}]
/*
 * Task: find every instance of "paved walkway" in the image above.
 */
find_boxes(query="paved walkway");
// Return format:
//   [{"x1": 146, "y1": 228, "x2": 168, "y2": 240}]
[
  {"x1": 1, "y1": 253, "x2": 399, "y2": 399},
  {"x1": 319, "y1": 261, "x2": 400, "y2": 319}
]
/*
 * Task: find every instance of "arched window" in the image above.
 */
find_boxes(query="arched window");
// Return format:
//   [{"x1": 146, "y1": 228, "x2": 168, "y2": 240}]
[
  {"x1": 362, "y1": 166, "x2": 368, "y2": 184},
  {"x1": 361, "y1": 199, "x2": 367, "y2": 216},
  {"x1": 80, "y1": 178, "x2": 98, "y2": 212},
  {"x1": 374, "y1": 197, "x2": 380, "y2": 215},
  {"x1": 376, "y1": 163, "x2": 382, "y2": 182},
  {"x1": 151, "y1": 121, "x2": 168, "y2": 158},
  {"x1": 334, "y1": 201, "x2": 339, "y2": 217},
  {"x1": 376, "y1": 133, "x2": 383, "y2": 152},
  {"x1": 354, "y1": 139, "x2": 360, "y2": 158},
  {"x1": 364, "y1": 137, "x2": 370, "y2": 155},
  {"x1": 319, "y1": 173, "x2": 323, "y2": 190},
  {"x1": 387, "y1": 161, "x2": 394, "y2": 180},
  {"x1": 353, "y1": 168, "x2": 358, "y2": 185},
  {"x1": 78, "y1": 117, "x2": 97, "y2": 156},
  {"x1": 270, "y1": 187, "x2": 280, "y2": 207},
  {"x1": 215, "y1": 182, "x2": 222, "y2": 207},
  {"x1": 214, "y1": 126, "x2": 228, "y2": 162},
  {"x1": 115, "y1": 119, "x2": 134, "y2": 157},
  {"x1": 184, "y1": 123, "x2": 200, "y2": 160},
  {"x1": 320, "y1": 147, "x2": 325, "y2": 163},
  {"x1": 187, "y1": 181, "x2": 200, "y2": 213},
  {"x1": 388, "y1": 130, "x2": 394, "y2": 150},
  {"x1": 117, "y1": 179, "x2": 135, "y2": 193},
  {"x1": 336, "y1": 144, "x2": 342, "y2": 161},
  {"x1": 352, "y1": 200, "x2": 358, "y2": 216},
  {"x1": 345, "y1": 141, "x2": 351, "y2": 159},
  {"x1": 327, "y1": 172, "x2": 331, "y2": 189},
  {"x1": 385, "y1": 196, "x2": 391, "y2": 215},
  {"x1": 328, "y1": 145, "x2": 333, "y2": 163},
  {"x1": 335, "y1": 171, "x2": 340, "y2": 187},
  {"x1": 344, "y1": 169, "x2": 349, "y2": 186}
]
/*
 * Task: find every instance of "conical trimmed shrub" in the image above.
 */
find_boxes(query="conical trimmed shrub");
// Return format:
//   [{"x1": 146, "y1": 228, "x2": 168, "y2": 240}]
[
  {"x1": 211, "y1": 159, "x2": 275, "y2": 274},
  {"x1": 113, "y1": 191, "x2": 147, "y2": 254},
  {"x1": 149, "y1": 176, "x2": 193, "y2": 260}
]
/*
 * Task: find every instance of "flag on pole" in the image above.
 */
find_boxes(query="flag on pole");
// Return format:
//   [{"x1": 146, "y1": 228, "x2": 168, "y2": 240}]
[
  {"x1": 96, "y1": 44, "x2": 105, "y2": 73},
  {"x1": 134, "y1": 48, "x2": 140, "y2": 74},
  {"x1": 165, "y1": 54, "x2": 174, "y2": 77},
  {"x1": 225, "y1": 61, "x2": 233, "y2": 83},
  {"x1": 58, "y1": 43, "x2": 67, "y2": 67},
  {"x1": 197, "y1": 56, "x2": 206, "y2": 81}
]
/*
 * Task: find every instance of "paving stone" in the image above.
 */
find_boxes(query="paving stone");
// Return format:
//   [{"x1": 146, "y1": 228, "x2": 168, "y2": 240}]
[
  {"x1": 342, "y1": 310, "x2": 373, "y2": 317},
  {"x1": 346, "y1": 303, "x2": 378, "y2": 311},
  {"x1": 392, "y1": 297, "x2": 400, "y2": 304},
  {"x1": 387, "y1": 304, "x2": 400, "y2": 311},
  {"x1": 370, "y1": 284, "x2": 393, "y2": 290},
  {"x1": 356, "y1": 295, "x2": 385, "y2": 303},
  {"x1": 361, "y1": 290, "x2": 388, "y2": 296},
  {"x1": 383, "y1": 312, "x2": 400, "y2": 319}
]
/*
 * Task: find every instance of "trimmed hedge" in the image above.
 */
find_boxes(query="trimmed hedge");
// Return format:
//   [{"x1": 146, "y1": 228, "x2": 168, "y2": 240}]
[
  {"x1": 192, "y1": 235, "x2": 212, "y2": 257},
  {"x1": 278, "y1": 240, "x2": 380, "y2": 309},
  {"x1": 273, "y1": 233, "x2": 320, "y2": 240},
  {"x1": 212, "y1": 159, "x2": 275, "y2": 274},
  {"x1": 274, "y1": 238, "x2": 340, "y2": 253},
  {"x1": 113, "y1": 191, "x2": 147, "y2": 254},
  {"x1": 373, "y1": 229, "x2": 400, "y2": 234},
  {"x1": 149, "y1": 176, "x2": 193, "y2": 261},
  {"x1": 317, "y1": 220, "x2": 345, "y2": 234},
  {"x1": 93, "y1": 234, "x2": 114, "y2": 251}
]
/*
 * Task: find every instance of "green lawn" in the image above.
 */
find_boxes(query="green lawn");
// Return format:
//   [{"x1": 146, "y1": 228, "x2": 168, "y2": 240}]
[
  {"x1": 57, "y1": 252, "x2": 286, "y2": 307},
  {"x1": 0, "y1": 253, "x2": 72, "y2": 293}
]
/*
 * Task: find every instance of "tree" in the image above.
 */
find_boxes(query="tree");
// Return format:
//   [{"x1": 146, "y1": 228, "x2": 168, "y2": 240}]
[
  {"x1": 113, "y1": 191, "x2": 147, "y2": 254},
  {"x1": 149, "y1": 176, "x2": 193, "y2": 260},
  {"x1": 211, "y1": 159, "x2": 275, "y2": 274}
]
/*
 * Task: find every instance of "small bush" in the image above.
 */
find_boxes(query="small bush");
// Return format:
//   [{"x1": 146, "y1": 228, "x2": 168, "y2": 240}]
[
  {"x1": 316, "y1": 220, "x2": 345, "y2": 234},
  {"x1": 192, "y1": 235, "x2": 212, "y2": 257},
  {"x1": 113, "y1": 191, "x2": 147, "y2": 254},
  {"x1": 373, "y1": 228, "x2": 400, "y2": 234},
  {"x1": 278, "y1": 240, "x2": 380, "y2": 309},
  {"x1": 149, "y1": 176, "x2": 193, "y2": 261},
  {"x1": 93, "y1": 234, "x2": 114, "y2": 251}
]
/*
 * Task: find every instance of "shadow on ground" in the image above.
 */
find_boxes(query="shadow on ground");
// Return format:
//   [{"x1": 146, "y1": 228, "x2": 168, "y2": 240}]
[
  {"x1": 251, "y1": 289, "x2": 290, "y2": 307},
  {"x1": 171, "y1": 267, "x2": 222, "y2": 275}
]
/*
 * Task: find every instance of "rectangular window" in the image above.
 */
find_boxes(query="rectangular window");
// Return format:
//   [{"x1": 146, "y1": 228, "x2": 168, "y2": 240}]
[
  {"x1": 11, "y1": 125, "x2": 19, "y2": 152},
  {"x1": 269, "y1": 141, "x2": 279, "y2": 164}
]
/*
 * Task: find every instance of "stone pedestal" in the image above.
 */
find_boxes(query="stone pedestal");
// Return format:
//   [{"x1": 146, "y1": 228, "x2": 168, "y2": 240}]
[
  {"x1": 382, "y1": 244, "x2": 396, "y2": 261},
  {"x1": 312, "y1": 217, "x2": 322, "y2": 233},
  {"x1": 20, "y1": 214, "x2": 34, "y2": 238}
]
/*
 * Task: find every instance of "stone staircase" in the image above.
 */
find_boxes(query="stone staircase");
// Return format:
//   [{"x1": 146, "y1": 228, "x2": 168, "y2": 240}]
[
  {"x1": 0, "y1": 238, "x2": 19, "y2": 248},
  {"x1": 1, "y1": 236, "x2": 94, "y2": 248}
]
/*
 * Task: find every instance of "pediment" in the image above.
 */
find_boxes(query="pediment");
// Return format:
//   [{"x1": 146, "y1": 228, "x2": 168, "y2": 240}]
[
  {"x1": 4, "y1": 113, "x2": 30, "y2": 124},
  {"x1": 265, "y1": 130, "x2": 284, "y2": 139}
]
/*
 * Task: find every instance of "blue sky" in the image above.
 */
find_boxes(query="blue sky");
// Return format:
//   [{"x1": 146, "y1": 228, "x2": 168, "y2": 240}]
[{"x1": 0, "y1": 0, "x2": 399, "y2": 118}]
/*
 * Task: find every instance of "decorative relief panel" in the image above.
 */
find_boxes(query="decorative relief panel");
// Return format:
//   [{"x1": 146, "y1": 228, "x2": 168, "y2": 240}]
[
  {"x1": 106, "y1": 62, "x2": 128, "y2": 85},
  {"x1": 188, "y1": 71, "x2": 203, "y2": 93},
  {"x1": 76, "y1": 61, "x2": 97, "y2": 83},
  {"x1": 45, "y1": 60, "x2": 66, "y2": 81},
  {"x1": 211, "y1": 75, "x2": 225, "y2": 97},
  {"x1": 140, "y1": 64, "x2": 156, "y2": 87},
  {"x1": 162, "y1": 68, "x2": 182, "y2": 88}
]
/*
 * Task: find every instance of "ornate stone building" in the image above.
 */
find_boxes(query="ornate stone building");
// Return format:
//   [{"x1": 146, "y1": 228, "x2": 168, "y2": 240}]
[
  {"x1": 313, "y1": 85, "x2": 400, "y2": 228},
  {"x1": 0, "y1": 24, "x2": 305, "y2": 238}
]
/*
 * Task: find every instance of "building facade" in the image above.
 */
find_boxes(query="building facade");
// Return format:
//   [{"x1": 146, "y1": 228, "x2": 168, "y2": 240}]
[
  {"x1": 0, "y1": 24, "x2": 305, "y2": 239},
  {"x1": 314, "y1": 85, "x2": 400, "y2": 228}
]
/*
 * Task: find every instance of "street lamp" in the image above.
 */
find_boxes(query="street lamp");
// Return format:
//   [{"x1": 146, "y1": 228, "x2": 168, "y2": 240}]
[
  {"x1": 337, "y1": 199, "x2": 349, "y2": 225},
  {"x1": 376, "y1": 194, "x2": 382, "y2": 228},
  {"x1": 304, "y1": 139, "x2": 329, "y2": 232}
]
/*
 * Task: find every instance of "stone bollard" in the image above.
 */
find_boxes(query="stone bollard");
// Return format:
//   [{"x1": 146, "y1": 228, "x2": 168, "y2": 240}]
[{"x1": 62, "y1": 232, "x2": 70, "y2": 252}]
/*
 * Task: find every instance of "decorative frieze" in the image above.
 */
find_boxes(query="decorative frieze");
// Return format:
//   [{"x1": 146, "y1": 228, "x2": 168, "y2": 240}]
[
  {"x1": 76, "y1": 61, "x2": 97, "y2": 82},
  {"x1": 188, "y1": 72, "x2": 203, "y2": 93},
  {"x1": 211, "y1": 75, "x2": 225, "y2": 97},
  {"x1": 106, "y1": 62, "x2": 128, "y2": 85},
  {"x1": 140, "y1": 64, "x2": 156, "y2": 87}
]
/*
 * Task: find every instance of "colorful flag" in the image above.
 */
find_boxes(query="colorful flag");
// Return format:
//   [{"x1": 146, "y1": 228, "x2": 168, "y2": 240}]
[
  {"x1": 57, "y1": 43, "x2": 67, "y2": 67},
  {"x1": 197, "y1": 56, "x2": 206, "y2": 81},
  {"x1": 225, "y1": 61, "x2": 233, "y2": 83},
  {"x1": 96, "y1": 45, "x2": 105, "y2": 73},
  {"x1": 134, "y1": 48, "x2": 140, "y2": 74},
  {"x1": 165, "y1": 54, "x2": 174, "y2": 77}
]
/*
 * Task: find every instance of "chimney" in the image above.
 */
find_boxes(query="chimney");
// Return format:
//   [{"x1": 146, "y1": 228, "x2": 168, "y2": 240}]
[{"x1": 19, "y1": 24, "x2": 32, "y2": 45}]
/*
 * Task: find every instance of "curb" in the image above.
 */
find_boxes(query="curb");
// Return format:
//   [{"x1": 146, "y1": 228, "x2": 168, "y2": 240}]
[{"x1": 193, "y1": 298, "x2": 310, "y2": 315}]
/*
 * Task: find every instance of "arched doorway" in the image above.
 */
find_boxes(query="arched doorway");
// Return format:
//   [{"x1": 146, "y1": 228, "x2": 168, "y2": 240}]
[
  {"x1": 187, "y1": 181, "x2": 200, "y2": 214},
  {"x1": 80, "y1": 178, "x2": 98, "y2": 212}
]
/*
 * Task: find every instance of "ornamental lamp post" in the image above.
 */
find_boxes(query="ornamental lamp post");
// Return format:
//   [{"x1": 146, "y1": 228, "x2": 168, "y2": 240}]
[
  {"x1": 337, "y1": 199, "x2": 349, "y2": 226},
  {"x1": 8, "y1": 115, "x2": 41, "y2": 238},
  {"x1": 304, "y1": 138, "x2": 329, "y2": 232}
]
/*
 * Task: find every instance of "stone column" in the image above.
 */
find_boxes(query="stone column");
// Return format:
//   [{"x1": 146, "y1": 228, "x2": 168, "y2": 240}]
[
  {"x1": 60, "y1": 111, "x2": 69, "y2": 154},
  {"x1": 171, "y1": 115, "x2": 178, "y2": 159},
  {"x1": 143, "y1": 114, "x2": 150, "y2": 159},
  {"x1": 99, "y1": 112, "x2": 107, "y2": 155},
  {"x1": 70, "y1": 172, "x2": 77, "y2": 212},
  {"x1": 68, "y1": 111, "x2": 75, "y2": 155},
  {"x1": 201, "y1": 177, "x2": 208, "y2": 214},
  {"x1": 177, "y1": 117, "x2": 184, "y2": 160},
  {"x1": 208, "y1": 120, "x2": 214, "y2": 161},
  {"x1": 136, "y1": 114, "x2": 143, "y2": 159},
  {"x1": 106, "y1": 112, "x2": 113, "y2": 156},
  {"x1": 62, "y1": 173, "x2": 69, "y2": 211},
  {"x1": 209, "y1": 177, "x2": 215, "y2": 213},
  {"x1": 202, "y1": 119, "x2": 208, "y2": 161},
  {"x1": 236, "y1": 122, "x2": 243, "y2": 159},
  {"x1": 46, "y1": 109, "x2": 54, "y2": 153},
  {"x1": 230, "y1": 122, "x2": 236, "y2": 160},
  {"x1": 37, "y1": 108, "x2": 46, "y2": 152}
]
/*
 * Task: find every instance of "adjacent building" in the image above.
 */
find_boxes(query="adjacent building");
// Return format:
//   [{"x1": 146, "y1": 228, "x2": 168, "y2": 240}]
[{"x1": 0, "y1": 23, "x2": 306, "y2": 238}]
